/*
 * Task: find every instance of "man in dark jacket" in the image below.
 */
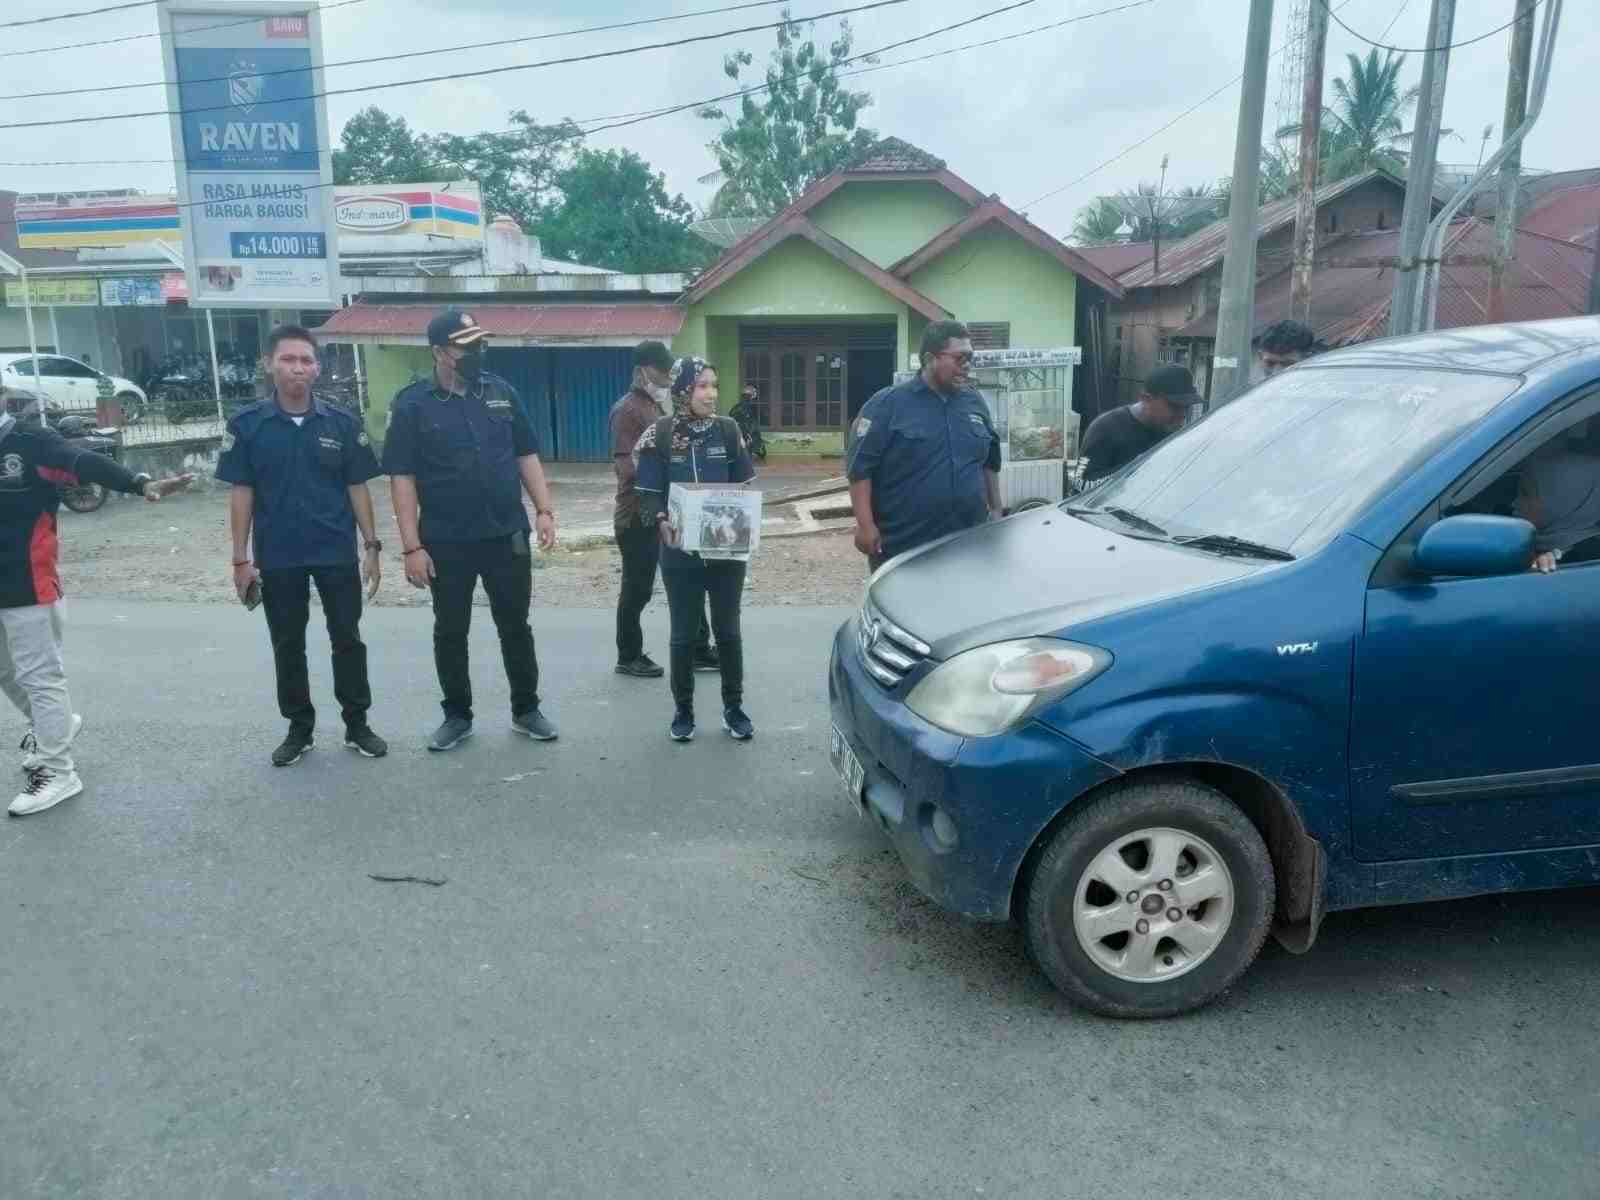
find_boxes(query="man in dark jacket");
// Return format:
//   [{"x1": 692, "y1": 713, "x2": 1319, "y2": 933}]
[
  {"x1": 1079, "y1": 365, "x2": 1198, "y2": 483},
  {"x1": 0, "y1": 394, "x2": 189, "y2": 816},
  {"x1": 609, "y1": 340, "x2": 715, "y2": 679}
]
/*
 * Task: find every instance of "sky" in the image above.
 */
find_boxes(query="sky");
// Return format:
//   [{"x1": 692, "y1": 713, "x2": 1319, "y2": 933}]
[{"x1": 2, "y1": 0, "x2": 1596, "y2": 244}]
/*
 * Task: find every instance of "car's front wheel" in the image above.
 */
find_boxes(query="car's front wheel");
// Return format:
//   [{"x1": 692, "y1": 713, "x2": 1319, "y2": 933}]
[{"x1": 1024, "y1": 777, "x2": 1274, "y2": 1018}]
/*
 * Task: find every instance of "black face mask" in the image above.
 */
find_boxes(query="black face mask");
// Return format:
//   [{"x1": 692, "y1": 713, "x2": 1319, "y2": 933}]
[{"x1": 455, "y1": 348, "x2": 484, "y2": 388}]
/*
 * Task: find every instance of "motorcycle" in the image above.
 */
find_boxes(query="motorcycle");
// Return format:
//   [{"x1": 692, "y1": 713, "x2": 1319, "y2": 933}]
[
  {"x1": 50, "y1": 413, "x2": 124, "y2": 514},
  {"x1": 730, "y1": 397, "x2": 768, "y2": 461}
]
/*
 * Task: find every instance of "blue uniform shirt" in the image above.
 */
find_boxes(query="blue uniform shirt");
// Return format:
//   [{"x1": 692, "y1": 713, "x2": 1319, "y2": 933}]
[
  {"x1": 845, "y1": 375, "x2": 1002, "y2": 558},
  {"x1": 215, "y1": 394, "x2": 381, "y2": 571},
  {"x1": 381, "y1": 371, "x2": 540, "y2": 545}
]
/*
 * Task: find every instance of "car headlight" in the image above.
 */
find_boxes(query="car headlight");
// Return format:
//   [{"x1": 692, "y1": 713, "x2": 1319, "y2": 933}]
[{"x1": 904, "y1": 638, "x2": 1111, "y2": 738}]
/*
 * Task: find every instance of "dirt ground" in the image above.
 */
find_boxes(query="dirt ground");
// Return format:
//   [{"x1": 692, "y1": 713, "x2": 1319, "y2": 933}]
[{"x1": 55, "y1": 480, "x2": 869, "y2": 610}]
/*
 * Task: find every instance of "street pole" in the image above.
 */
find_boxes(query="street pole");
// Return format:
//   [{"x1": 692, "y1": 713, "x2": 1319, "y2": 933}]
[
  {"x1": 1390, "y1": 0, "x2": 1457, "y2": 336},
  {"x1": 1210, "y1": 0, "x2": 1276, "y2": 407},
  {"x1": 205, "y1": 307, "x2": 224, "y2": 425},
  {"x1": 1488, "y1": 0, "x2": 1536, "y2": 323},
  {"x1": 1290, "y1": 0, "x2": 1330, "y2": 322}
]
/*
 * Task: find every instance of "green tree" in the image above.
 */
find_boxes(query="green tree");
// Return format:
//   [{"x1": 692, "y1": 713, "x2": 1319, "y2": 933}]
[
  {"x1": 536, "y1": 149, "x2": 714, "y2": 273},
  {"x1": 698, "y1": 9, "x2": 877, "y2": 217},
  {"x1": 1071, "y1": 198, "x2": 1130, "y2": 244},
  {"x1": 332, "y1": 107, "x2": 438, "y2": 185},
  {"x1": 428, "y1": 110, "x2": 585, "y2": 232},
  {"x1": 1280, "y1": 50, "x2": 1420, "y2": 183}
]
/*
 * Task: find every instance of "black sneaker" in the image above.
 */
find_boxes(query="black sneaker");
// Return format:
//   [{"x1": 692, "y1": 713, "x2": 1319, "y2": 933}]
[
  {"x1": 427, "y1": 717, "x2": 473, "y2": 753},
  {"x1": 669, "y1": 708, "x2": 695, "y2": 742},
  {"x1": 615, "y1": 654, "x2": 665, "y2": 679},
  {"x1": 723, "y1": 706, "x2": 755, "y2": 741},
  {"x1": 692, "y1": 646, "x2": 720, "y2": 672},
  {"x1": 271, "y1": 731, "x2": 314, "y2": 768},
  {"x1": 512, "y1": 709, "x2": 558, "y2": 741},
  {"x1": 344, "y1": 726, "x2": 389, "y2": 758}
]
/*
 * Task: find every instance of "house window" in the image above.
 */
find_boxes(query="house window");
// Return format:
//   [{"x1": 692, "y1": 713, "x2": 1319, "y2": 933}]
[
  {"x1": 780, "y1": 352, "x2": 807, "y2": 427},
  {"x1": 1377, "y1": 210, "x2": 1388, "y2": 230},
  {"x1": 1326, "y1": 211, "x2": 1339, "y2": 234},
  {"x1": 741, "y1": 351, "x2": 772, "y2": 427},
  {"x1": 816, "y1": 353, "x2": 844, "y2": 428},
  {"x1": 968, "y1": 322, "x2": 1011, "y2": 350}
]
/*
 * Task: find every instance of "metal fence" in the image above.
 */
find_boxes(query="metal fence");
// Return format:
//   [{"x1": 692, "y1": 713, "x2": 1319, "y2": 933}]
[{"x1": 60, "y1": 376, "x2": 369, "y2": 446}]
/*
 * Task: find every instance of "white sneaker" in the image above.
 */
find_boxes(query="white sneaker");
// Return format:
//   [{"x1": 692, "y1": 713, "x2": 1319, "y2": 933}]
[
  {"x1": 20, "y1": 713, "x2": 83, "y2": 774},
  {"x1": 9, "y1": 767, "x2": 84, "y2": 817}
]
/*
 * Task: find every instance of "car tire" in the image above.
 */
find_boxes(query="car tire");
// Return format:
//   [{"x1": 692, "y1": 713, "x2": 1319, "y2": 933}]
[{"x1": 1024, "y1": 776, "x2": 1274, "y2": 1019}]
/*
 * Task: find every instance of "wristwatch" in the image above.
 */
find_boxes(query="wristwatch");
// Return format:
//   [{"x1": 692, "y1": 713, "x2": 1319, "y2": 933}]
[
  {"x1": 132, "y1": 472, "x2": 153, "y2": 495},
  {"x1": 364, "y1": 539, "x2": 383, "y2": 552}
]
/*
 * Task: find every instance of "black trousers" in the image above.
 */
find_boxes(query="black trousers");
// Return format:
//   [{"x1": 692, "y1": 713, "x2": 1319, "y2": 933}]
[
  {"x1": 614, "y1": 522, "x2": 712, "y2": 664},
  {"x1": 428, "y1": 536, "x2": 539, "y2": 721},
  {"x1": 259, "y1": 564, "x2": 371, "y2": 736},
  {"x1": 661, "y1": 559, "x2": 745, "y2": 710}
]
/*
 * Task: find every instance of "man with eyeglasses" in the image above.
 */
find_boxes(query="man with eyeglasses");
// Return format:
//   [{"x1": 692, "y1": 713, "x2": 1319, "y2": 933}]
[{"x1": 846, "y1": 320, "x2": 1002, "y2": 570}]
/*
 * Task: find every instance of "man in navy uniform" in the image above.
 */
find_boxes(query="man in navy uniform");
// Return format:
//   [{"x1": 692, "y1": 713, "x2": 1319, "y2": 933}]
[
  {"x1": 847, "y1": 320, "x2": 1002, "y2": 569},
  {"x1": 384, "y1": 309, "x2": 559, "y2": 752},
  {"x1": 219, "y1": 324, "x2": 388, "y2": 768}
]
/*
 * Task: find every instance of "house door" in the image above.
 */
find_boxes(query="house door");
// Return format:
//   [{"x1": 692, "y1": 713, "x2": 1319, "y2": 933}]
[{"x1": 739, "y1": 344, "x2": 846, "y2": 435}]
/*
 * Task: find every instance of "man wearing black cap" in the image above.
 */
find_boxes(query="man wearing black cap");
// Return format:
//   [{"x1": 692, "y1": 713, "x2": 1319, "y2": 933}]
[
  {"x1": 1079, "y1": 365, "x2": 1199, "y2": 483},
  {"x1": 383, "y1": 309, "x2": 559, "y2": 751},
  {"x1": 609, "y1": 340, "x2": 716, "y2": 679}
]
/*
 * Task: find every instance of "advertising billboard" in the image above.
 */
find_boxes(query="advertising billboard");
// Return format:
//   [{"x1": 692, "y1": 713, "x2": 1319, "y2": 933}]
[{"x1": 159, "y1": 4, "x2": 338, "y2": 308}]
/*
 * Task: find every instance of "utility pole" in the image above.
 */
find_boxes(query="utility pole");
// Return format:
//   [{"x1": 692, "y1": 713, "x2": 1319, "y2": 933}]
[
  {"x1": 1289, "y1": 0, "x2": 1330, "y2": 322},
  {"x1": 1488, "y1": 1, "x2": 1536, "y2": 323},
  {"x1": 1210, "y1": 0, "x2": 1276, "y2": 407},
  {"x1": 1390, "y1": 0, "x2": 1457, "y2": 336},
  {"x1": 1152, "y1": 155, "x2": 1170, "y2": 280}
]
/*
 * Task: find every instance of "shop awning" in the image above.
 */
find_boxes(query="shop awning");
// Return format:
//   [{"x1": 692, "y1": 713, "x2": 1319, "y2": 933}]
[{"x1": 315, "y1": 303, "x2": 685, "y2": 346}]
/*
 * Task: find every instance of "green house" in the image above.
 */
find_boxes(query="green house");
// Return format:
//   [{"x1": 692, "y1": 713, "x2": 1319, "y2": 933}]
[{"x1": 674, "y1": 138, "x2": 1125, "y2": 455}]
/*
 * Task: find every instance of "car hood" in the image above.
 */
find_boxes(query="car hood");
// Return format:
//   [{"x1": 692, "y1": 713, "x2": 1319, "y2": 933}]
[{"x1": 869, "y1": 507, "x2": 1265, "y2": 658}]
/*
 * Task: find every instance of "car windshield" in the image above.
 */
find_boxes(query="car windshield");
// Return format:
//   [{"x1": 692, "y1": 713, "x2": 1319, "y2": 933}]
[{"x1": 1071, "y1": 366, "x2": 1520, "y2": 554}]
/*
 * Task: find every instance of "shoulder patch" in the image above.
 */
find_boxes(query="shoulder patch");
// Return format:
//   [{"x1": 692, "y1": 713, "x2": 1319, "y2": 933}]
[
  {"x1": 357, "y1": 429, "x2": 370, "y2": 447},
  {"x1": 221, "y1": 430, "x2": 236, "y2": 452},
  {"x1": 853, "y1": 416, "x2": 872, "y2": 438}
]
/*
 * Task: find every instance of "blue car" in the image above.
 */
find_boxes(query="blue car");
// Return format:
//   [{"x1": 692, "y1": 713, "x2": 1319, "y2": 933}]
[{"x1": 828, "y1": 317, "x2": 1600, "y2": 1018}]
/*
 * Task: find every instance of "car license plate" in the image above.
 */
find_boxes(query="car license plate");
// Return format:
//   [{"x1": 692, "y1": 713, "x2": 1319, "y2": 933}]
[{"x1": 830, "y1": 724, "x2": 866, "y2": 815}]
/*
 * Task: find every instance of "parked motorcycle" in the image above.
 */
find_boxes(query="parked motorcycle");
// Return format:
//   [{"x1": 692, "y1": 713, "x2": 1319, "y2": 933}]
[
  {"x1": 730, "y1": 394, "x2": 768, "y2": 461},
  {"x1": 33, "y1": 411, "x2": 124, "y2": 514}
]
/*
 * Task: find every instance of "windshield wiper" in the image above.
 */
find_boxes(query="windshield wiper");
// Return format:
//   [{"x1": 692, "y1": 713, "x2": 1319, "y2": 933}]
[
  {"x1": 1066, "y1": 504, "x2": 1169, "y2": 537},
  {"x1": 1170, "y1": 533, "x2": 1296, "y2": 562}
]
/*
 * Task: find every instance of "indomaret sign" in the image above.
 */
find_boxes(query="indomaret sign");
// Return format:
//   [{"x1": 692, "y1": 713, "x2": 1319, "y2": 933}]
[{"x1": 160, "y1": 2, "x2": 339, "y2": 308}]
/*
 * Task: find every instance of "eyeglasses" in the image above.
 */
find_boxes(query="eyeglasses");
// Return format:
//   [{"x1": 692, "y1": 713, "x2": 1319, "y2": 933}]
[{"x1": 935, "y1": 350, "x2": 974, "y2": 366}]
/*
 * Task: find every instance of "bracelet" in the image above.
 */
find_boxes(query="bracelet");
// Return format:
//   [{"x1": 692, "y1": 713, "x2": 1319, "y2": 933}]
[
  {"x1": 403, "y1": 547, "x2": 424, "y2": 557},
  {"x1": 232, "y1": 559, "x2": 250, "y2": 567}
]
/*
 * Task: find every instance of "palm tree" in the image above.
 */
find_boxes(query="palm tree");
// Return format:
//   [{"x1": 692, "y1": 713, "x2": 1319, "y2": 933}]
[
  {"x1": 1285, "y1": 49, "x2": 1419, "y2": 182},
  {"x1": 1071, "y1": 198, "x2": 1131, "y2": 244}
]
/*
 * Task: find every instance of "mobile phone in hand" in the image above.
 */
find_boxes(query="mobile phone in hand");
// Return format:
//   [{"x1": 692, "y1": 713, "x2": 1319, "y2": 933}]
[{"x1": 244, "y1": 578, "x2": 262, "y2": 611}]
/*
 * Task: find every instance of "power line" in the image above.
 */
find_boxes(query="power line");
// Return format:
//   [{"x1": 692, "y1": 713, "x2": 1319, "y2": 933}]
[
  {"x1": 0, "y1": 0, "x2": 1154, "y2": 218},
  {"x1": 0, "y1": 0, "x2": 909, "y2": 130},
  {"x1": 1023, "y1": 0, "x2": 1368, "y2": 213},
  {"x1": 0, "y1": 0, "x2": 157, "y2": 30},
  {"x1": 0, "y1": 0, "x2": 794, "y2": 102},
  {"x1": 0, "y1": 0, "x2": 368, "y2": 60},
  {"x1": 1320, "y1": 0, "x2": 1542, "y2": 54},
  {"x1": 1377, "y1": 0, "x2": 1412, "y2": 42},
  {"x1": 1, "y1": 0, "x2": 1160, "y2": 168}
]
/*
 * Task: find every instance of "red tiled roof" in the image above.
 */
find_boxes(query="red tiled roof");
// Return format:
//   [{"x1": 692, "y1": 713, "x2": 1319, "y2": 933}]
[
  {"x1": 1117, "y1": 168, "x2": 1408, "y2": 290},
  {"x1": 847, "y1": 137, "x2": 945, "y2": 173},
  {"x1": 1073, "y1": 241, "x2": 1156, "y2": 278},
  {"x1": 315, "y1": 303, "x2": 685, "y2": 341}
]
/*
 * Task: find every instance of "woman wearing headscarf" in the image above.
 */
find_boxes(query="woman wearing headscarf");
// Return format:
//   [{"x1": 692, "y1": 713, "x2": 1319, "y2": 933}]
[{"x1": 634, "y1": 357, "x2": 756, "y2": 742}]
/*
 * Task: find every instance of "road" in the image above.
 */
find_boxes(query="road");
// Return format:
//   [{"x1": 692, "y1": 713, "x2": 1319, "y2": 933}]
[{"x1": 1, "y1": 602, "x2": 1595, "y2": 1199}]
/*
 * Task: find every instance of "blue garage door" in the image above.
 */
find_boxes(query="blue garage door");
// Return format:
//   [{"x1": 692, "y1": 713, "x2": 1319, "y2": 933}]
[{"x1": 487, "y1": 346, "x2": 632, "y2": 462}]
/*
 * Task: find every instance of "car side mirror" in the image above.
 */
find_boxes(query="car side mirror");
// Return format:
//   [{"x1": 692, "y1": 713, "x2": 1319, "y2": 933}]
[{"x1": 1414, "y1": 515, "x2": 1536, "y2": 578}]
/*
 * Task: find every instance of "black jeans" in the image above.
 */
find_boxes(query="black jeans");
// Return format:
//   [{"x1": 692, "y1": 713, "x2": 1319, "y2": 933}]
[
  {"x1": 259, "y1": 564, "x2": 371, "y2": 736},
  {"x1": 428, "y1": 535, "x2": 539, "y2": 721},
  {"x1": 614, "y1": 522, "x2": 712, "y2": 664},
  {"x1": 661, "y1": 559, "x2": 745, "y2": 710}
]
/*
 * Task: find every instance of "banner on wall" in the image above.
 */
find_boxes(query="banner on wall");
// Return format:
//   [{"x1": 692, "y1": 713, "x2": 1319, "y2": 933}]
[
  {"x1": 160, "y1": 4, "x2": 338, "y2": 309},
  {"x1": 2, "y1": 278, "x2": 98, "y2": 307}
]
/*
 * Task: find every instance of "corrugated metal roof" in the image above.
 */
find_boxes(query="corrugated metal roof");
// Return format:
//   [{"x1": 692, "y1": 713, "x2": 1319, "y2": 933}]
[
  {"x1": 1073, "y1": 241, "x2": 1155, "y2": 277},
  {"x1": 1117, "y1": 168, "x2": 1405, "y2": 290},
  {"x1": 316, "y1": 303, "x2": 685, "y2": 341},
  {"x1": 1173, "y1": 219, "x2": 1593, "y2": 346},
  {"x1": 1519, "y1": 181, "x2": 1600, "y2": 246}
]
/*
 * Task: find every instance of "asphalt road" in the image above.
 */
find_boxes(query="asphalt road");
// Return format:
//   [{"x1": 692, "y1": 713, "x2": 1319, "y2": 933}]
[{"x1": 2, "y1": 601, "x2": 1596, "y2": 1199}]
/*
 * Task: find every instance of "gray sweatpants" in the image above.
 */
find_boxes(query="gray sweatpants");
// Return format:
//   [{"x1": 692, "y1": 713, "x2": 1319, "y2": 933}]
[{"x1": 0, "y1": 602, "x2": 74, "y2": 774}]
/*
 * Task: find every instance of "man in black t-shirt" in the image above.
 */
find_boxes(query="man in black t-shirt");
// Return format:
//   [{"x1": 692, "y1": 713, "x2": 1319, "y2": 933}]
[{"x1": 1080, "y1": 365, "x2": 1199, "y2": 483}]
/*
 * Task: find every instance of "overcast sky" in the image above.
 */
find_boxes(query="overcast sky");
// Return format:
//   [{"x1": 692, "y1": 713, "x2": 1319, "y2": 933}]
[{"x1": 3, "y1": 0, "x2": 1596, "y2": 242}]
